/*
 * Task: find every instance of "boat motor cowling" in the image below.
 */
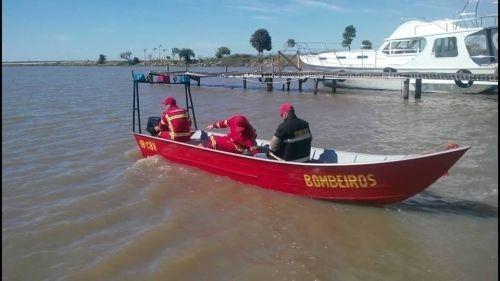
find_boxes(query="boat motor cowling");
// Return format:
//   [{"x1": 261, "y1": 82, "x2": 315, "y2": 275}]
[{"x1": 146, "y1": 116, "x2": 161, "y2": 136}]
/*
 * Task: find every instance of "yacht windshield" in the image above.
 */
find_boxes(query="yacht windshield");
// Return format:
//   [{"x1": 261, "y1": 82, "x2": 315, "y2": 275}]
[
  {"x1": 382, "y1": 38, "x2": 426, "y2": 55},
  {"x1": 465, "y1": 28, "x2": 498, "y2": 64}
]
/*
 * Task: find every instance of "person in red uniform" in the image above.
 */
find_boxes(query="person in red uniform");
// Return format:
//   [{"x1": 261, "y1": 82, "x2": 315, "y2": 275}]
[
  {"x1": 155, "y1": 96, "x2": 193, "y2": 142},
  {"x1": 203, "y1": 115, "x2": 260, "y2": 155}
]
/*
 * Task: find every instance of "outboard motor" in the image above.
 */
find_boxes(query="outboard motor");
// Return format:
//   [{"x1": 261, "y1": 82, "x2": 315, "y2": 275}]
[{"x1": 146, "y1": 116, "x2": 161, "y2": 136}]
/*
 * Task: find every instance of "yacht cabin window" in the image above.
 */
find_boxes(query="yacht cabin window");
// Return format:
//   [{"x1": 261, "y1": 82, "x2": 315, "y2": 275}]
[
  {"x1": 491, "y1": 28, "x2": 498, "y2": 59},
  {"x1": 432, "y1": 37, "x2": 458, "y2": 57},
  {"x1": 381, "y1": 38, "x2": 426, "y2": 55}
]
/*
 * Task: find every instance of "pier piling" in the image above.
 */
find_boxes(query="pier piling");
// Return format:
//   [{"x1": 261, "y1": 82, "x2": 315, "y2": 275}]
[
  {"x1": 331, "y1": 79, "x2": 337, "y2": 93},
  {"x1": 286, "y1": 78, "x2": 291, "y2": 91},
  {"x1": 243, "y1": 78, "x2": 247, "y2": 89},
  {"x1": 415, "y1": 78, "x2": 422, "y2": 99},
  {"x1": 298, "y1": 78, "x2": 308, "y2": 92},
  {"x1": 314, "y1": 79, "x2": 319, "y2": 95},
  {"x1": 265, "y1": 78, "x2": 273, "y2": 91},
  {"x1": 403, "y1": 79, "x2": 410, "y2": 99}
]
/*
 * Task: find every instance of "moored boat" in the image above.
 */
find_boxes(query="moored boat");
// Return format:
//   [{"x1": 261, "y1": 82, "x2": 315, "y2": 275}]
[{"x1": 298, "y1": 0, "x2": 498, "y2": 93}]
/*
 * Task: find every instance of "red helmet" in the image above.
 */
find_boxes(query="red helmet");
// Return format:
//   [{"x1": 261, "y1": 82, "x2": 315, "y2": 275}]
[
  {"x1": 279, "y1": 102, "x2": 294, "y2": 117},
  {"x1": 231, "y1": 115, "x2": 250, "y2": 133},
  {"x1": 162, "y1": 96, "x2": 176, "y2": 106}
]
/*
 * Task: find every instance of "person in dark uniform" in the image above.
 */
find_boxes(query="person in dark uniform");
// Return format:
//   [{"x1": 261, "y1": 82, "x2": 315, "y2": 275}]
[{"x1": 269, "y1": 103, "x2": 312, "y2": 162}]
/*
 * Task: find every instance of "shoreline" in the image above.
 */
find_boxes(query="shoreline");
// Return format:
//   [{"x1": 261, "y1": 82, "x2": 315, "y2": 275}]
[{"x1": 2, "y1": 57, "x2": 281, "y2": 67}]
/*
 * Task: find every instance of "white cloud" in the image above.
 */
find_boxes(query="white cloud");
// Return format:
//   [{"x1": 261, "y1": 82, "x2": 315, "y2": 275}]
[
  {"x1": 227, "y1": 0, "x2": 347, "y2": 15},
  {"x1": 233, "y1": 4, "x2": 272, "y2": 13},
  {"x1": 293, "y1": 0, "x2": 346, "y2": 12},
  {"x1": 227, "y1": 0, "x2": 304, "y2": 14},
  {"x1": 252, "y1": 15, "x2": 274, "y2": 20}
]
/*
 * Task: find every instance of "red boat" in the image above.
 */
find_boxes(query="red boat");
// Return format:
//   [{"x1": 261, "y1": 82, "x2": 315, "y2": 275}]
[{"x1": 131, "y1": 73, "x2": 470, "y2": 204}]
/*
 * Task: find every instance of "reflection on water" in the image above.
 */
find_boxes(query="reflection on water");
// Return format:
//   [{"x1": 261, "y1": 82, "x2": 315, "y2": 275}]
[{"x1": 2, "y1": 66, "x2": 498, "y2": 280}]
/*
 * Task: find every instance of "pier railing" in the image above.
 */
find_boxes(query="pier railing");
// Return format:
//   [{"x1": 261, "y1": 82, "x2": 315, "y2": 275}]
[
  {"x1": 175, "y1": 70, "x2": 498, "y2": 82},
  {"x1": 142, "y1": 69, "x2": 497, "y2": 100}
]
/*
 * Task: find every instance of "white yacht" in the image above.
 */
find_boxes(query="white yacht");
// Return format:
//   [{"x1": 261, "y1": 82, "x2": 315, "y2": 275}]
[{"x1": 299, "y1": 1, "x2": 498, "y2": 93}]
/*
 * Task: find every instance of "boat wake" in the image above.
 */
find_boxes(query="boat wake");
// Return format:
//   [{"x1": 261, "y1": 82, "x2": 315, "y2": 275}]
[
  {"x1": 389, "y1": 191, "x2": 498, "y2": 218},
  {"x1": 124, "y1": 146, "x2": 143, "y2": 161}
]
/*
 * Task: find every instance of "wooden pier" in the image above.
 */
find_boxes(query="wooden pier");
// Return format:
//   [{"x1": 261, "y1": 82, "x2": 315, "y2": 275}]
[{"x1": 143, "y1": 69, "x2": 498, "y2": 99}]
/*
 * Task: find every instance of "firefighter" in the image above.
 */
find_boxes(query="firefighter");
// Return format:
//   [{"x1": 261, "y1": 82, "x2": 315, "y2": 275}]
[
  {"x1": 269, "y1": 103, "x2": 312, "y2": 162},
  {"x1": 155, "y1": 96, "x2": 193, "y2": 142},
  {"x1": 203, "y1": 115, "x2": 260, "y2": 156}
]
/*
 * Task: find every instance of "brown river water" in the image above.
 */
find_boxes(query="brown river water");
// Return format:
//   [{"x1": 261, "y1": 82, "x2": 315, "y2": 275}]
[{"x1": 2, "y1": 66, "x2": 498, "y2": 280}]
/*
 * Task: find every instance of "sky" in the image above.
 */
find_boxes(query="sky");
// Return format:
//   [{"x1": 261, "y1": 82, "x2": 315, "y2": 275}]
[{"x1": 2, "y1": 0, "x2": 498, "y2": 61}]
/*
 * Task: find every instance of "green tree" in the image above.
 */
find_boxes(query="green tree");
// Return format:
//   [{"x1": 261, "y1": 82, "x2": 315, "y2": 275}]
[
  {"x1": 250, "y1": 28, "x2": 272, "y2": 57},
  {"x1": 97, "y1": 54, "x2": 106, "y2": 64},
  {"x1": 120, "y1": 51, "x2": 132, "y2": 62},
  {"x1": 131, "y1": 57, "x2": 140, "y2": 65},
  {"x1": 342, "y1": 25, "x2": 356, "y2": 50},
  {"x1": 178, "y1": 48, "x2": 195, "y2": 64},
  {"x1": 215, "y1": 47, "x2": 231, "y2": 59},
  {"x1": 286, "y1": 39, "x2": 296, "y2": 48},
  {"x1": 361, "y1": 40, "x2": 372, "y2": 49},
  {"x1": 171, "y1": 48, "x2": 180, "y2": 59}
]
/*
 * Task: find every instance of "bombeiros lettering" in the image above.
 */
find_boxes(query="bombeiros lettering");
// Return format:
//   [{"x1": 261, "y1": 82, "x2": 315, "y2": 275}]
[
  {"x1": 303, "y1": 173, "x2": 377, "y2": 188},
  {"x1": 139, "y1": 140, "x2": 157, "y2": 151}
]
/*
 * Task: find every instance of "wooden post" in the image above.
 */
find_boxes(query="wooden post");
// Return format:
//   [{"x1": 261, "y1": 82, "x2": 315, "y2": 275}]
[
  {"x1": 132, "y1": 81, "x2": 136, "y2": 133},
  {"x1": 415, "y1": 78, "x2": 422, "y2": 99},
  {"x1": 331, "y1": 79, "x2": 337, "y2": 93},
  {"x1": 299, "y1": 79, "x2": 303, "y2": 91},
  {"x1": 166, "y1": 65, "x2": 170, "y2": 72},
  {"x1": 272, "y1": 56, "x2": 275, "y2": 78},
  {"x1": 225, "y1": 66, "x2": 228, "y2": 73},
  {"x1": 259, "y1": 65, "x2": 262, "y2": 73},
  {"x1": 277, "y1": 52, "x2": 281, "y2": 75},
  {"x1": 243, "y1": 78, "x2": 247, "y2": 89},
  {"x1": 286, "y1": 78, "x2": 291, "y2": 91},
  {"x1": 403, "y1": 79, "x2": 410, "y2": 99},
  {"x1": 197, "y1": 77, "x2": 200, "y2": 87},
  {"x1": 282, "y1": 84, "x2": 285, "y2": 91},
  {"x1": 314, "y1": 79, "x2": 319, "y2": 95},
  {"x1": 265, "y1": 78, "x2": 273, "y2": 91}
]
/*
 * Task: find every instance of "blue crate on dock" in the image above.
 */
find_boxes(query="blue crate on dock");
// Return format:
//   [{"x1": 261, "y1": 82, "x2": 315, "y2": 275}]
[
  {"x1": 134, "y1": 73, "x2": 146, "y2": 82},
  {"x1": 179, "y1": 75, "x2": 190, "y2": 84}
]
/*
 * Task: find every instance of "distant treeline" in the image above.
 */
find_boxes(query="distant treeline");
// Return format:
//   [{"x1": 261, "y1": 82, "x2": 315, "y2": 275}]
[{"x1": 3, "y1": 54, "x2": 281, "y2": 67}]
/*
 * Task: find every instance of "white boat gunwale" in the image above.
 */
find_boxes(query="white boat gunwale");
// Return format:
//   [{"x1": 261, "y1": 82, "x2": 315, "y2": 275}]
[{"x1": 133, "y1": 131, "x2": 470, "y2": 167}]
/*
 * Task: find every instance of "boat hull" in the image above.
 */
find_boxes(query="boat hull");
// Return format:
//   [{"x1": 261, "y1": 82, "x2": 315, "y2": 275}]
[
  {"x1": 133, "y1": 133, "x2": 469, "y2": 204},
  {"x1": 321, "y1": 78, "x2": 497, "y2": 94}
]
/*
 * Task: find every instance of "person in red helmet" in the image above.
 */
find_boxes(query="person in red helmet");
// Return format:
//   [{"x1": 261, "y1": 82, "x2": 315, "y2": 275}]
[
  {"x1": 203, "y1": 115, "x2": 260, "y2": 156},
  {"x1": 269, "y1": 103, "x2": 312, "y2": 162},
  {"x1": 155, "y1": 96, "x2": 193, "y2": 142}
]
